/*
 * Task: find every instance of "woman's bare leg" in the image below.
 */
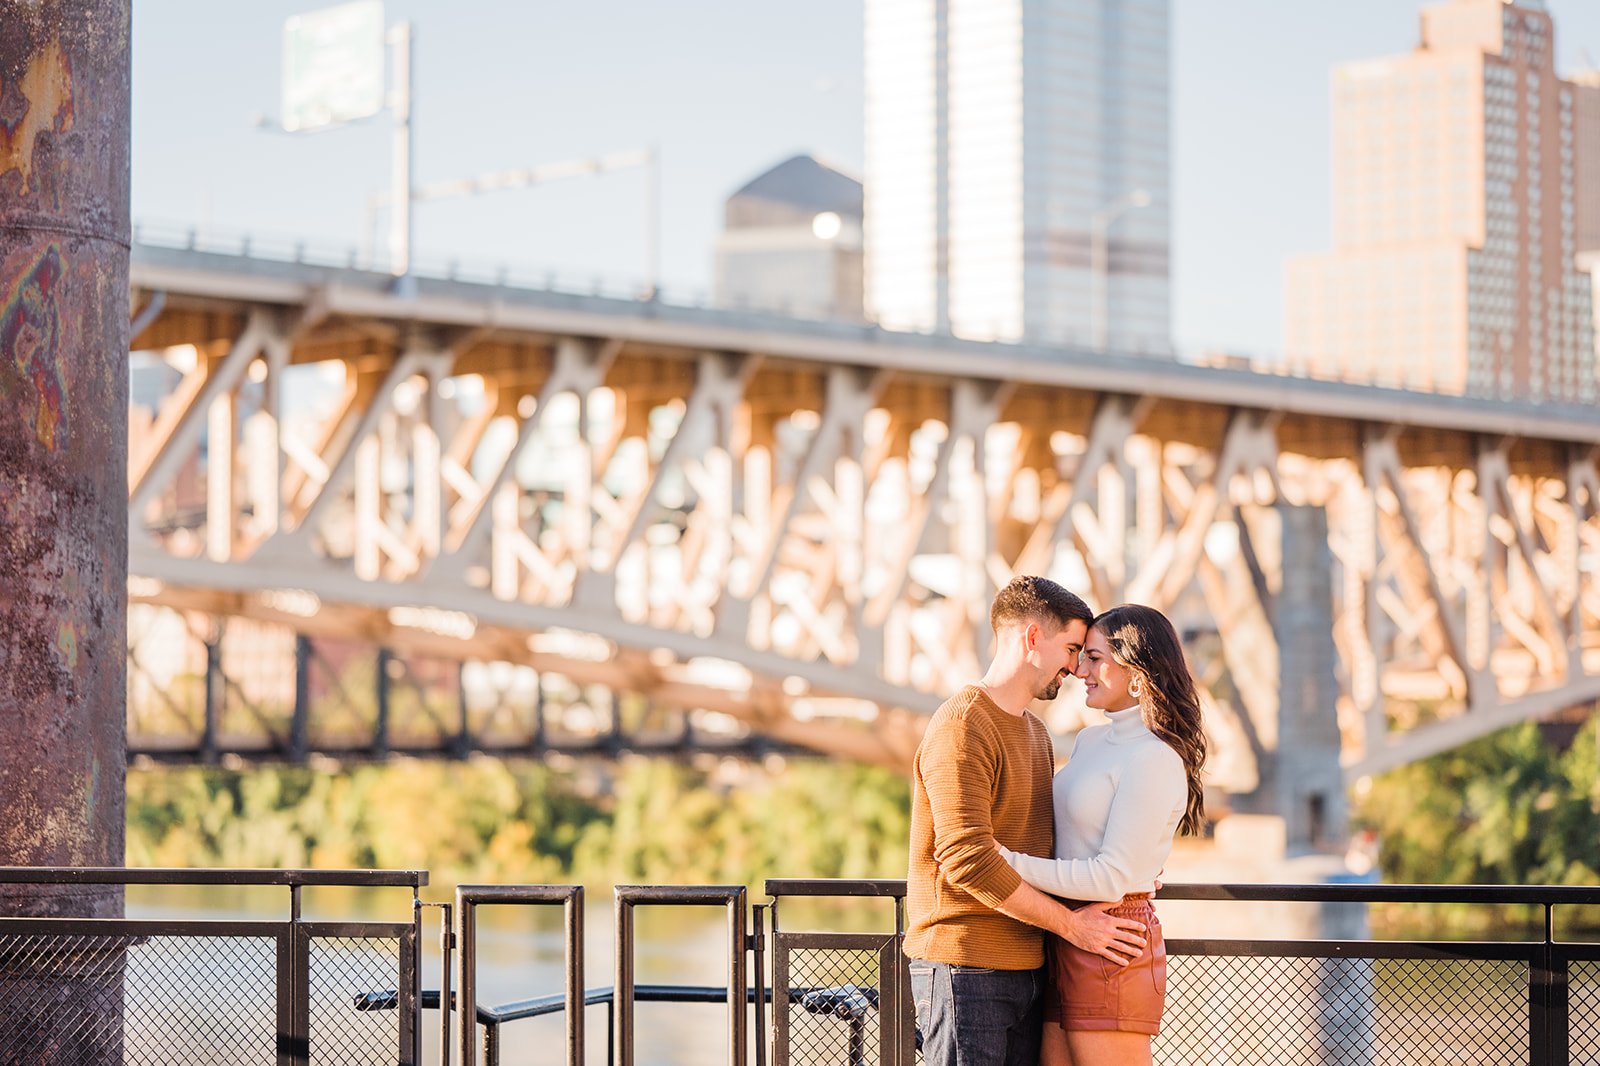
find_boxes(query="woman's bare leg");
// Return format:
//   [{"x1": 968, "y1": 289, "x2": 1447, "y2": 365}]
[
  {"x1": 1064, "y1": 1031, "x2": 1151, "y2": 1066},
  {"x1": 1039, "y1": 1020, "x2": 1074, "y2": 1066}
]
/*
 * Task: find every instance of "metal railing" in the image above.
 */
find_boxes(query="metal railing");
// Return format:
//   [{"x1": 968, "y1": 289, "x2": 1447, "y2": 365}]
[
  {"x1": 757, "y1": 880, "x2": 1600, "y2": 1066},
  {"x1": 767, "y1": 880, "x2": 913, "y2": 1066},
  {"x1": 7, "y1": 871, "x2": 1600, "y2": 1065},
  {"x1": 1150, "y1": 882, "x2": 1600, "y2": 1066},
  {"x1": 0, "y1": 866, "x2": 427, "y2": 1066},
  {"x1": 448, "y1": 883, "x2": 768, "y2": 1066},
  {"x1": 455, "y1": 884, "x2": 584, "y2": 1066}
]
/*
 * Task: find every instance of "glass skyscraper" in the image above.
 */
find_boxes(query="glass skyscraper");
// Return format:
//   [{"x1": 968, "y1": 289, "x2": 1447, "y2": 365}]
[{"x1": 864, "y1": 0, "x2": 1172, "y2": 353}]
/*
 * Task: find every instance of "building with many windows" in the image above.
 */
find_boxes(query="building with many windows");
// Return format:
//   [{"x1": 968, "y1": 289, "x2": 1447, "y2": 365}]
[
  {"x1": 863, "y1": 0, "x2": 1171, "y2": 353},
  {"x1": 1286, "y1": 0, "x2": 1597, "y2": 404},
  {"x1": 1575, "y1": 70, "x2": 1600, "y2": 369}
]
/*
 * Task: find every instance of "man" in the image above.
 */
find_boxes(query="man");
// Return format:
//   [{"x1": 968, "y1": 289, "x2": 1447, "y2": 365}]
[{"x1": 906, "y1": 576, "x2": 1148, "y2": 1066}]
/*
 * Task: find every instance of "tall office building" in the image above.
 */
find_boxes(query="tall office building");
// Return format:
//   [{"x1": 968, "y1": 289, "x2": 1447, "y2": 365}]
[
  {"x1": 863, "y1": 0, "x2": 1171, "y2": 352},
  {"x1": 1574, "y1": 70, "x2": 1600, "y2": 256},
  {"x1": 1574, "y1": 70, "x2": 1600, "y2": 368},
  {"x1": 1286, "y1": 0, "x2": 1597, "y2": 404}
]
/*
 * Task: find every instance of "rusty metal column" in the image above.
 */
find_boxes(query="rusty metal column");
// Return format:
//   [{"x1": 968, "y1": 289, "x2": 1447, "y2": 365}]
[{"x1": 0, "y1": 0, "x2": 131, "y2": 1061}]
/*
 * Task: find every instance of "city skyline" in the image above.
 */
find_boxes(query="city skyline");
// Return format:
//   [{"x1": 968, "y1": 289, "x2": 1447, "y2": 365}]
[
  {"x1": 1287, "y1": 0, "x2": 1598, "y2": 402},
  {"x1": 130, "y1": 0, "x2": 1600, "y2": 360}
]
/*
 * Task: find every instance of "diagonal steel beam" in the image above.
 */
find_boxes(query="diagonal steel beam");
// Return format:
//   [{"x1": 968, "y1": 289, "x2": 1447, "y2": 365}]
[{"x1": 129, "y1": 311, "x2": 271, "y2": 520}]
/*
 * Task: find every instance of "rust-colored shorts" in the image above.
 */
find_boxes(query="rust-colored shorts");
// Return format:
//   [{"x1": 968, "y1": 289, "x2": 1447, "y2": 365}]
[{"x1": 1043, "y1": 893, "x2": 1166, "y2": 1036}]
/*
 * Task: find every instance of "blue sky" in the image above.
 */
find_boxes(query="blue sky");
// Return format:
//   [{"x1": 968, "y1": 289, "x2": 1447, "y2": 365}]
[{"x1": 131, "y1": 1, "x2": 1600, "y2": 357}]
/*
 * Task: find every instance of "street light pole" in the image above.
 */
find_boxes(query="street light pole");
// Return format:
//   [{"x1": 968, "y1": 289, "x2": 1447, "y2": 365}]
[
  {"x1": 388, "y1": 21, "x2": 414, "y2": 279},
  {"x1": 1089, "y1": 188, "x2": 1151, "y2": 351},
  {"x1": 645, "y1": 144, "x2": 661, "y2": 298}
]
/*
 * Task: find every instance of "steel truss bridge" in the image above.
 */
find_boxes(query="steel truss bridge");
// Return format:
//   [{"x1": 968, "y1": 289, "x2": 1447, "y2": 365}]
[{"x1": 124, "y1": 240, "x2": 1600, "y2": 817}]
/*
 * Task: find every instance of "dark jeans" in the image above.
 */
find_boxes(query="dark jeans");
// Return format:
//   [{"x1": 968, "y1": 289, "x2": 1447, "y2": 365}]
[{"x1": 908, "y1": 959, "x2": 1044, "y2": 1066}]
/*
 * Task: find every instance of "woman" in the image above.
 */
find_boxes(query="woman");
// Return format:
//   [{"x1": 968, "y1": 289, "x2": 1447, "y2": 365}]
[{"x1": 997, "y1": 603, "x2": 1207, "y2": 1066}]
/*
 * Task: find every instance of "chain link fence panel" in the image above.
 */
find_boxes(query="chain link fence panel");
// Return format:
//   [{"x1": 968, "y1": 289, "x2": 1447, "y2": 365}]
[
  {"x1": 0, "y1": 930, "x2": 277, "y2": 1066},
  {"x1": 308, "y1": 935, "x2": 405, "y2": 1064},
  {"x1": 1156, "y1": 950, "x2": 1533, "y2": 1066}
]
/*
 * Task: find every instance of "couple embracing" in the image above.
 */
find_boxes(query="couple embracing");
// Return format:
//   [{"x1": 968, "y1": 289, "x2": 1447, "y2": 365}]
[{"x1": 906, "y1": 576, "x2": 1207, "y2": 1066}]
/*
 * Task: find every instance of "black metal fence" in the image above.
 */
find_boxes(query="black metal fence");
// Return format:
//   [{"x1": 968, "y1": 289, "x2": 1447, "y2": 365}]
[
  {"x1": 1142, "y1": 883, "x2": 1600, "y2": 1066},
  {"x1": 4, "y1": 871, "x2": 1599, "y2": 1066},
  {"x1": 0, "y1": 868, "x2": 425, "y2": 1066}
]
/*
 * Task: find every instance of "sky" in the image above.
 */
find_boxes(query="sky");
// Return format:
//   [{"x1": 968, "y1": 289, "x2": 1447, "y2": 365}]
[{"x1": 130, "y1": 1, "x2": 1600, "y2": 359}]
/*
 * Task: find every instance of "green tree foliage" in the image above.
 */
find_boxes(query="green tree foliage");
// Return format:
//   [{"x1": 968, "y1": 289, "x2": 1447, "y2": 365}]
[
  {"x1": 571, "y1": 760, "x2": 911, "y2": 884},
  {"x1": 126, "y1": 757, "x2": 912, "y2": 888},
  {"x1": 1354, "y1": 716, "x2": 1600, "y2": 889}
]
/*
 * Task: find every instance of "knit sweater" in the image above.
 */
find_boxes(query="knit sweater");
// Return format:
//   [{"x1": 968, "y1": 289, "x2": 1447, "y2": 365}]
[
  {"x1": 999, "y1": 706, "x2": 1186, "y2": 902},
  {"x1": 905, "y1": 685, "x2": 1055, "y2": 969}
]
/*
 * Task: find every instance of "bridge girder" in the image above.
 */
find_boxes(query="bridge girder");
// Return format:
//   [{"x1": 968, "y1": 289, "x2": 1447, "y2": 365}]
[{"x1": 125, "y1": 246, "x2": 1600, "y2": 782}]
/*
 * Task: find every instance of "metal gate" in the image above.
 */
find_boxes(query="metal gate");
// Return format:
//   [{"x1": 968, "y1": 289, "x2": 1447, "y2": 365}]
[{"x1": 768, "y1": 880, "x2": 914, "y2": 1066}]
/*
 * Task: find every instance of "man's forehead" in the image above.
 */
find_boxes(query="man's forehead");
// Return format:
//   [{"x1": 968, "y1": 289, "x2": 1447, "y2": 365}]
[{"x1": 1055, "y1": 618, "x2": 1088, "y2": 644}]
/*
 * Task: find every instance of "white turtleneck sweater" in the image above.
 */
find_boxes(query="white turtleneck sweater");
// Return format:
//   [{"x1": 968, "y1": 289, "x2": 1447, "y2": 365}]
[{"x1": 999, "y1": 706, "x2": 1186, "y2": 902}]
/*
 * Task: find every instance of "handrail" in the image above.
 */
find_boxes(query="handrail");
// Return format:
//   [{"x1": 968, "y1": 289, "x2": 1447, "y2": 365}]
[
  {"x1": 766, "y1": 878, "x2": 1600, "y2": 906},
  {"x1": 1157, "y1": 882, "x2": 1600, "y2": 904},
  {"x1": 0, "y1": 866, "x2": 428, "y2": 888},
  {"x1": 479, "y1": 984, "x2": 774, "y2": 1025},
  {"x1": 359, "y1": 982, "x2": 866, "y2": 1023},
  {"x1": 765, "y1": 878, "x2": 908, "y2": 898}
]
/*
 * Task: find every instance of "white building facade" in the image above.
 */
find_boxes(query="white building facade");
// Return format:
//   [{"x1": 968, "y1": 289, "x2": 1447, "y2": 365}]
[{"x1": 863, "y1": 0, "x2": 1172, "y2": 352}]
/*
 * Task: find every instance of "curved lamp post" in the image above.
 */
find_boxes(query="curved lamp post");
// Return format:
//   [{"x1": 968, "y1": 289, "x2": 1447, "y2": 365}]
[{"x1": 1089, "y1": 188, "x2": 1152, "y2": 352}]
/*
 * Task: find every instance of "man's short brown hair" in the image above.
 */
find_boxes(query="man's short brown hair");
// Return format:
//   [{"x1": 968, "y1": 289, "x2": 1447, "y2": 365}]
[{"x1": 989, "y1": 575, "x2": 1093, "y2": 633}]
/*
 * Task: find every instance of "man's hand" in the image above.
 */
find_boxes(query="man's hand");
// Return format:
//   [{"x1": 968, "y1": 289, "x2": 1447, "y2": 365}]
[
  {"x1": 995, "y1": 879, "x2": 1148, "y2": 966},
  {"x1": 1056, "y1": 901, "x2": 1147, "y2": 965}
]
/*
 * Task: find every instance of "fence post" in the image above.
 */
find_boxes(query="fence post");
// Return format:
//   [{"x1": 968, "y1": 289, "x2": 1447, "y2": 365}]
[
  {"x1": 291, "y1": 635, "x2": 310, "y2": 763},
  {"x1": 1533, "y1": 904, "x2": 1569, "y2": 1066},
  {"x1": 202, "y1": 635, "x2": 223, "y2": 764},
  {"x1": 375, "y1": 648, "x2": 392, "y2": 758}
]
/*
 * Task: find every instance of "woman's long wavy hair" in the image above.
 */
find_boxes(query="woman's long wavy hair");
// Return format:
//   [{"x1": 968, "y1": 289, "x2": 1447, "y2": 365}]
[{"x1": 1091, "y1": 604, "x2": 1208, "y2": 836}]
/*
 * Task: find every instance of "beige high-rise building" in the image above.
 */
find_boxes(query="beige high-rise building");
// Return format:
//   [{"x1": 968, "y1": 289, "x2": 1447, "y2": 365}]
[
  {"x1": 1286, "y1": 0, "x2": 1597, "y2": 404},
  {"x1": 1574, "y1": 70, "x2": 1600, "y2": 368},
  {"x1": 1575, "y1": 70, "x2": 1600, "y2": 255}
]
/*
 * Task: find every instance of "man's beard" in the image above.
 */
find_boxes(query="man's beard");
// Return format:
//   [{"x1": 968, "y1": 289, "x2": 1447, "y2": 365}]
[{"x1": 1035, "y1": 670, "x2": 1069, "y2": 702}]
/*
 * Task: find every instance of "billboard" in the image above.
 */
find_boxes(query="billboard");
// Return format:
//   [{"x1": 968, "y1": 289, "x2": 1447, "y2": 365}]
[{"x1": 281, "y1": 0, "x2": 386, "y2": 132}]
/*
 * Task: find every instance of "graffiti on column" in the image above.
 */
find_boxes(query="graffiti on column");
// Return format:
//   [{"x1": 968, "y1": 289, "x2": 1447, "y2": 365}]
[{"x1": 1, "y1": 245, "x2": 68, "y2": 450}]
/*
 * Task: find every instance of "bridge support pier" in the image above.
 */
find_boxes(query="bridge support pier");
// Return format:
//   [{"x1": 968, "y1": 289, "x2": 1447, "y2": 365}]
[
  {"x1": 1272, "y1": 504, "x2": 1348, "y2": 857},
  {"x1": 1167, "y1": 506, "x2": 1364, "y2": 937},
  {"x1": 0, "y1": 1, "x2": 130, "y2": 1060}
]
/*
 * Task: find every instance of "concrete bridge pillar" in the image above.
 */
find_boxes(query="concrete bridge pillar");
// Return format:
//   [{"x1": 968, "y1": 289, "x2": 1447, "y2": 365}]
[
  {"x1": 1273, "y1": 503, "x2": 1347, "y2": 855},
  {"x1": 1161, "y1": 506, "x2": 1373, "y2": 1063},
  {"x1": 1167, "y1": 505, "x2": 1363, "y2": 934},
  {"x1": 0, "y1": 1, "x2": 131, "y2": 1060}
]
